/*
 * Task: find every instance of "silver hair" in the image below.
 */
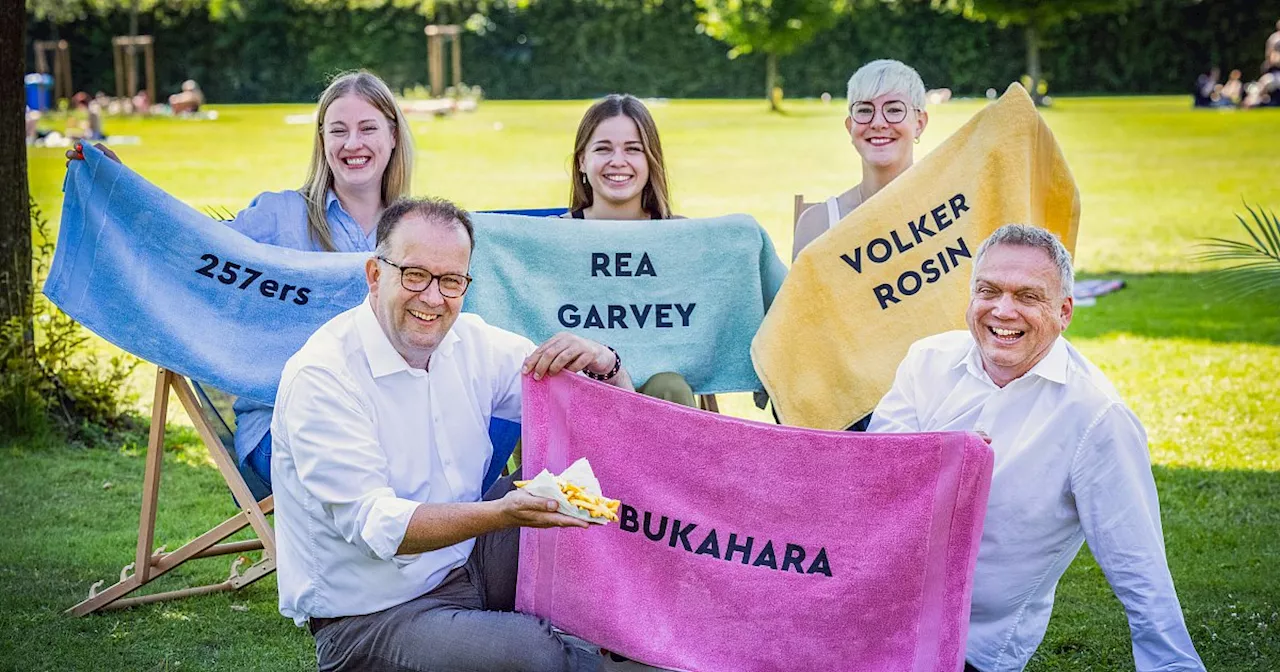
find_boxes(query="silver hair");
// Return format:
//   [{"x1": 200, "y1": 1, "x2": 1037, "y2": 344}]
[
  {"x1": 846, "y1": 59, "x2": 927, "y2": 111},
  {"x1": 971, "y1": 224, "x2": 1075, "y2": 298}
]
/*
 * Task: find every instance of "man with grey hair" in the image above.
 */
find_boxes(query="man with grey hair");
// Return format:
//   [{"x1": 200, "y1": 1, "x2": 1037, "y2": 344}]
[
  {"x1": 869, "y1": 224, "x2": 1204, "y2": 672},
  {"x1": 272, "y1": 197, "x2": 630, "y2": 671},
  {"x1": 793, "y1": 59, "x2": 932, "y2": 264}
]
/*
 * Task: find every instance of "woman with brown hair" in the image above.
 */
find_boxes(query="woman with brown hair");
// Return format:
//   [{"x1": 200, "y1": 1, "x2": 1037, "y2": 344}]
[
  {"x1": 565, "y1": 93, "x2": 673, "y2": 221},
  {"x1": 561, "y1": 94, "x2": 694, "y2": 407}
]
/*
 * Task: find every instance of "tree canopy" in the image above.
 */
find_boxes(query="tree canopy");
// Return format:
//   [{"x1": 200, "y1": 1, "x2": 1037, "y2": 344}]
[
  {"x1": 937, "y1": 0, "x2": 1130, "y2": 103},
  {"x1": 694, "y1": 0, "x2": 849, "y2": 110},
  {"x1": 942, "y1": 0, "x2": 1130, "y2": 30}
]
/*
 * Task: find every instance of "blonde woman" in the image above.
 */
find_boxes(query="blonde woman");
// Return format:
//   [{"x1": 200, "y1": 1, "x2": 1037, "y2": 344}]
[
  {"x1": 792, "y1": 59, "x2": 930, "y2": 260},
  {"x1": 67, "y1": 69, "x2": 415, "y2": 485}
]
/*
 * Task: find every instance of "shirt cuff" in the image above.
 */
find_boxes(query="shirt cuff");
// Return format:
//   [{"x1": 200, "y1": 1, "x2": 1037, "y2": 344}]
[{"x1": 360, "y1": 494, "x2": 421, "y2": 563}]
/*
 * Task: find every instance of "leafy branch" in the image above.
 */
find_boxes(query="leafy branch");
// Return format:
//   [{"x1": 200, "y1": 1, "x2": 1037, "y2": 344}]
[{"x1": 1193, "y1": 203, "x2": 1280, "y2": 298}]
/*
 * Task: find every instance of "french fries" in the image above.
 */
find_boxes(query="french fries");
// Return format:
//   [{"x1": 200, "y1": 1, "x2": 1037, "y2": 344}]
[{"x1": 514, "y1": 476, "x2": 621, "y2": 522}]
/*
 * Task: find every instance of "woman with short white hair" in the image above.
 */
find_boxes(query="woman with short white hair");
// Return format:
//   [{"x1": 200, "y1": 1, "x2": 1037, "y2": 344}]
[{"x1": 793, "y1": 59, "x2": 930, "y2": 260}]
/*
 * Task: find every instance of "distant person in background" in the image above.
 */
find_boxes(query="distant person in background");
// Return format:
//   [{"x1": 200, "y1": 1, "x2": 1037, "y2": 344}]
[
  {"x1": 1193, "y1": 67, "x2": 1219, "y2": 107},
  {"x1": 67, "y1": 70, "x2": 416, "y2": 489},
  {"x1": 1221, "y1": 69, "x2": 1244, "y2": 105},
  {"x1": 792, "y1": 59, "x2": 930, "y2": 261},
  {"x1": 561, "y1": 94, "x2": 696, "y2": 409},
  {"x1": 71, "y1": 91, "x2": 106, "y2": 140},
  {"x1": 1242, "y1": 72, "x2": 1279, "y2": 108},
  {"x1": 131, "y1": 88, "x2": 151, "y2": 116},
  {"x1": 170, "y1": 79, "x2": 205, "y2": 115},
  {"x1": 25, "y1": 108, "x2": 41, "y2": 145}
]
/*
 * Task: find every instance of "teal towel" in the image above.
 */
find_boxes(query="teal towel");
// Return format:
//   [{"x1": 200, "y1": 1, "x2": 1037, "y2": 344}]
[{"x1": 466, "y1": 213, "x2": 788, "y2": 393}]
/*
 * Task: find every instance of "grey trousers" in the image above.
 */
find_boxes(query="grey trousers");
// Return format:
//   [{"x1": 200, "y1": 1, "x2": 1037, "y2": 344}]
[{"x1": 313, "y1": 478, "x2": 601, "y2": 672}]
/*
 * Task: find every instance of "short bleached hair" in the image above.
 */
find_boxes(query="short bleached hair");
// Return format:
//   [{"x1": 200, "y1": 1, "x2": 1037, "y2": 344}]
[
  {"x1": 972, "y1": 224, "x2": 1075, "y2": 298},
  {"x1": 846, "y1": 59, "x2": 927, "y2": 111}
]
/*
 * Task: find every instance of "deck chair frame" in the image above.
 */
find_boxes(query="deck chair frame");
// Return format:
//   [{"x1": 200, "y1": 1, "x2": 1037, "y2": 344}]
[
  {"x1": 66, "y1": 366, "x2": 275, "y2": 616},
  {"x1": 793, "y1": 193, "x2": 822, "y2": 259}
]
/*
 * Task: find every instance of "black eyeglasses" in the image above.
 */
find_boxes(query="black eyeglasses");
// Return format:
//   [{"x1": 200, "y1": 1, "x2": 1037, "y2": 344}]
[
  {"x1": 376, "y1": 256, "x2": 472, "y2": 298},
  {"x1": 850, "y1": 100, "x2": 913, "y2": 125}
]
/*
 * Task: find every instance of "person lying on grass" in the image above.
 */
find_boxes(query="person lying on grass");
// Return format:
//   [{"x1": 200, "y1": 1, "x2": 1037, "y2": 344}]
[{"x1": 868, "y1": 224, "x2": 1205, "y2": 672}]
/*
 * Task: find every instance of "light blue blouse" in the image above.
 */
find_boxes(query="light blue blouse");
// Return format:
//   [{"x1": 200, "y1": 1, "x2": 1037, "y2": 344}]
[{"x1": 227, "y1": 189, "x2": 377, "y2": 467}]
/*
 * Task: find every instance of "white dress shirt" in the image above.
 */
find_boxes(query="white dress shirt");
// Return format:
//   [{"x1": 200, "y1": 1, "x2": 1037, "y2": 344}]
[
  {"x1": 869, "y1": 331, "x2": 1204, "y2": 672},
  {"x1": 271, "y1": 299, "x2": 534, "y2": 626}
]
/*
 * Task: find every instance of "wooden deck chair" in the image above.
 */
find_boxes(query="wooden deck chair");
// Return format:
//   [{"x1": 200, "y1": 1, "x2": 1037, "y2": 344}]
[
  {"x1": 792, "y1": 194, "x2": 823, "y2": 260},
  {"x1": 481, "y1": 207, "x2": 723, "y2": 414},
  {"x1": 66, "y1": 366, "x2": 276, "y2": 616}
]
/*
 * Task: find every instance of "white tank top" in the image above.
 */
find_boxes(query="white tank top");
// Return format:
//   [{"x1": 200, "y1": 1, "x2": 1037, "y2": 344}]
[{"x1": 824, "y1": 196, "x2": 841, "y2": 230}]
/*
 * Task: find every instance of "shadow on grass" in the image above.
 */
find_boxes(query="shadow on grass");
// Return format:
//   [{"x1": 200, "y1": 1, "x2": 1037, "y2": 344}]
[{"x1": 1068, "y1": 272, "x2": 1280, "y2": 346}]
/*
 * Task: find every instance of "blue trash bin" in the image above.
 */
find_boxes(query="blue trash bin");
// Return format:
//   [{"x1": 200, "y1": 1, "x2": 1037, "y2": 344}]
[{"x1": 24, "y1": 73, "x2": 54, "y2": 111}]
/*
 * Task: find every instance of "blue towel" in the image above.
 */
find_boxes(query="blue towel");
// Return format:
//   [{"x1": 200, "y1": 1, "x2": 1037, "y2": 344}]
[
  {"x1": 465, "y1": 213, "x2": 787, "y2": 393},
  {"x1": 47, "y1": 144, "x2": 787, "y2": 404},
  {"x1": 47, "y1": 145, "x2": 368, "y2": 406}
]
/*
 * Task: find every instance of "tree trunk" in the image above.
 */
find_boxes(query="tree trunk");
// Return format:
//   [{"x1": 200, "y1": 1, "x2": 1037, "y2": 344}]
[
  {"x1": 1025, "y1": 23, "x2": 1043, "y2": 106},
  {"x1": 0, "y1": 0, "x2": 33, "y2": 340},
  {"x1": 128, "y1": 0, "x2": 140, "y2": 98},
  {"x1": 766, "y1": 51, "x2": 779, "y2": 112}
]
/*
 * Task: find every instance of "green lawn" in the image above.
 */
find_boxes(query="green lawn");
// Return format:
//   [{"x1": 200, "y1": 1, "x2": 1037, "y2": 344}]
[{"x1": 7, "y1": 96, "x2": 1279, "y2": 670}]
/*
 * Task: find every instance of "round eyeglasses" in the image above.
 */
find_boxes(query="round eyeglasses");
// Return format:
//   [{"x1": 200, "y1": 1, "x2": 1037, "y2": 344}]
[
  {"x1": 850, "y1": 100, "x2": 912, "y2": 125},
  {"x1": 376, "y1": 256, "x2": 472, "y2": 298}
]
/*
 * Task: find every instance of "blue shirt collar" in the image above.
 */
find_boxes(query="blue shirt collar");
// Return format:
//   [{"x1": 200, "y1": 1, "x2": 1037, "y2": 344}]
[{"x1": 325, "y1": 189, "x2": 377, "y2": 251}]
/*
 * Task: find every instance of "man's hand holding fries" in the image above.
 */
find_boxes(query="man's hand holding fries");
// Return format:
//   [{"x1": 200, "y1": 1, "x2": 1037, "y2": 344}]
[
  {"x1": 514, "y1": 476, "x2": 621, "y2": 523},
  {"x1": 496, "y1": 489, "x2": 591, "y2": 529}
]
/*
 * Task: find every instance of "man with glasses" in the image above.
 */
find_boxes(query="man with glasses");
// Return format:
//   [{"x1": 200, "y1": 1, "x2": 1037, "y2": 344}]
[{"x1": 271, "y1": 197, "x2": 630, "y2": 671}]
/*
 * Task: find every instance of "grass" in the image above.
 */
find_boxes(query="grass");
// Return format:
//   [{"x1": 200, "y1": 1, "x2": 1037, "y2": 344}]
[{"x1": 7, "y1": 96, "x2": 1279, "y2": 670}]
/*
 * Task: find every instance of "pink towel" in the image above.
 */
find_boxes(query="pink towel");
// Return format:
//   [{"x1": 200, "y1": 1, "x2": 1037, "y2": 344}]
[{"x1": 516, "y1": 375, "x2": 994, "y2": 671}]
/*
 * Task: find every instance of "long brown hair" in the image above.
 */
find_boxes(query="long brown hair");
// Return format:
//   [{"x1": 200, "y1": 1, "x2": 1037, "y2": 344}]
[
  {"x1": 569, "y1": 94, "x2": 672, "y2": 219},
  {"x1": 301, "y1": 70, "x2": 414, "y2": 251}
]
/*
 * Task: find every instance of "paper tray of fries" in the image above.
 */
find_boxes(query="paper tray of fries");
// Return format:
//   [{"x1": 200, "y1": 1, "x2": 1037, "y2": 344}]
[{"x1": 515, "y1": 457, "x2": 620, "y2": 524}]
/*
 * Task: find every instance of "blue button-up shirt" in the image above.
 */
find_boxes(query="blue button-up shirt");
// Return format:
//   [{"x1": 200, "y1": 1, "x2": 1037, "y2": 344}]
[{"x1": 226, "y1": 189, "x2": 377, "y2": 467}]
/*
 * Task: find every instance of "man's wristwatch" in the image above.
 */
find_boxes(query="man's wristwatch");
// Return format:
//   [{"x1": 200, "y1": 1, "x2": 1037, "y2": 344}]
[{"x1": 584, "y1": 345, "x2": 621, "y2": 382}]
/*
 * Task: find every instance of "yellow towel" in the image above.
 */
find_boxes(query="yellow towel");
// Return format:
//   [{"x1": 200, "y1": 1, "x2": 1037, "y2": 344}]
[{"x1": 752, "y1": 83, "x2": 1080, "y2": 430}]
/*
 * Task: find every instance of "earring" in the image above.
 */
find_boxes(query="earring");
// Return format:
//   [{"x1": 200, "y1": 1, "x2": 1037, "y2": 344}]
[
  {"x1": 580, "y1": 173, "x2": 587, "y2": 185},
  {"x1": 914, "y1": 136, "x2": 921, "y2": 144}
]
